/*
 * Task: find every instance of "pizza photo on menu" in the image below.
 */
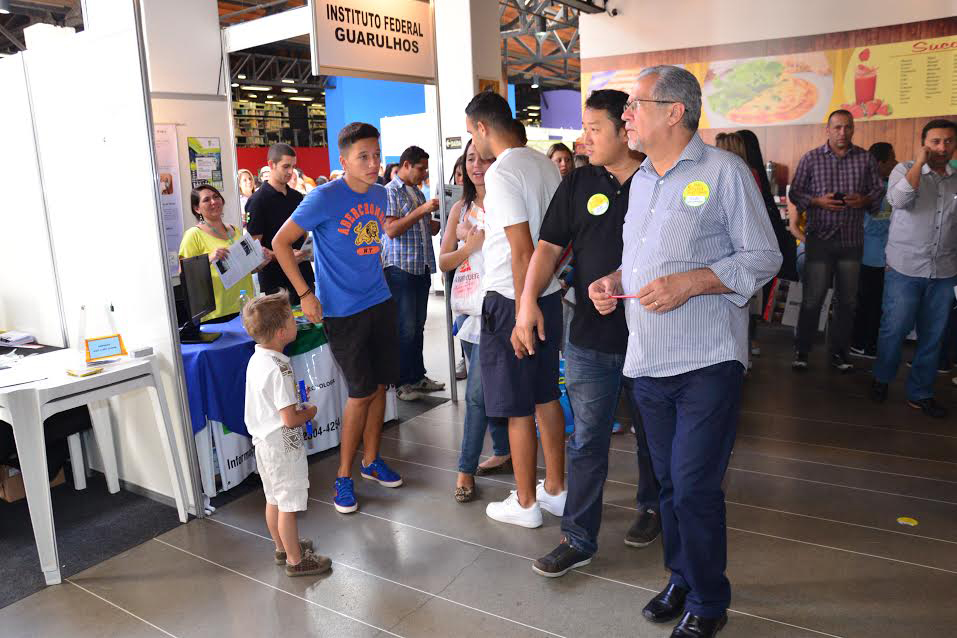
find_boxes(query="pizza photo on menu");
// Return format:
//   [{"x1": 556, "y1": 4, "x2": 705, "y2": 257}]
[{"x1": 703, "y1": 53, "x2": 833, "y2": 128}]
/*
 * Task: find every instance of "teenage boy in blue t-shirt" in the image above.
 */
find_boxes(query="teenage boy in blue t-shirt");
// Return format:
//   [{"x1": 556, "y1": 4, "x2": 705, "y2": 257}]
[{"x1": 273, "y1": 122, "x2": 403, "y2": 514}]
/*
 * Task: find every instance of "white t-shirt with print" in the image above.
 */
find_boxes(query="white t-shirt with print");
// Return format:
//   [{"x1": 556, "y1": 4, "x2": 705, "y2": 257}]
[
  {"x1": 244, "y1": 345, "x2": 300, "y2": 444},
  {"x1": 481, "y1": 146, "x2": 562, "y2": 300}
]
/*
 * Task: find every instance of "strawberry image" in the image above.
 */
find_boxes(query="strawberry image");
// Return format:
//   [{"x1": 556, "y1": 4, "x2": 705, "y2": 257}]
[
  {"x1": 877, "y1": 104, "x2": 892, "y2": 116},
  {"x1": 859, "y1": 48, "x2": 870, "y2": 61},
  {"x1": 849, "y1": 104, "x2": 865, "y2": 118}
]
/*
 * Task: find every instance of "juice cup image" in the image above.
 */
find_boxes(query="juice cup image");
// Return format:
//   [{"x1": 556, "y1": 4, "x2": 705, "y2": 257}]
[{"x1": 855, "y1": 65, "x2": 877, "y2": 104}]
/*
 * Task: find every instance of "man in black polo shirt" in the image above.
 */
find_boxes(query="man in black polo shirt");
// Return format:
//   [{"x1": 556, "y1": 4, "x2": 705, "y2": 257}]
[
  {"x1": 513, "y1": 90, "x2": 661, "y2": 577},
  {"x1": 247, "y1": 143, "x2": 315, "y2": 295}
]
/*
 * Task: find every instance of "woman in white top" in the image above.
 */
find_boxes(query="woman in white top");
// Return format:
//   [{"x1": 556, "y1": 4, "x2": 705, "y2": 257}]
[
  {"x1": 439, "y1": 140, "x2": 511, "y2": 502},
  {"x1": 238, "y1": 169, "x2": 256, "y2": 226}
]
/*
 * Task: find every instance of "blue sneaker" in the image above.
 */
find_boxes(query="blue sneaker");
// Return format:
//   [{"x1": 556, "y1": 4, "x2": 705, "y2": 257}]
[
  {"x1": 360, "y1": 457, "x2": 403, "y2": 488},
  {"x1": 334, "y1": 477, "x2": 358, "y2": 513}
]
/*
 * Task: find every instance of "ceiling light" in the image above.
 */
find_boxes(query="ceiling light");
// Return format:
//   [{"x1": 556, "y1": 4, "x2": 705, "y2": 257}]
[
  {"x1": 289, "y1": 96, "x2": 314, "y2": 101},
  {"x1": 281, "y1": 88, "x2": 298, "y2": 94},
  {"x1": 237, "y1": 74, "x2": 246, "y2": 79},
  {"x1": 267, "y1": 94, "x2": 274, "y2": 98},
  {"x1": 248, "y1": 94, "x2": 258, "y2": 98},
  {"x1": 527, "y1": 105, "x2": 541, "y2": 110},
  {"x1": 531, "y1": 76, "x2": 540, "y2": 89},
  {"x1": 265, "y1": 101, "x2": 283, "y2": 105},
  {"x1": 0, "y1": 0, "x2": 9, "y2": 14},
  {"x1": 231, "y1": 83, "x2": 239, "y2": 87},
  {"x1": 241, "y1": 85, "x2": 270, "y2": 91},
  {"x1": 281, "y1": 78, "x2": 295, "y2": 84}
]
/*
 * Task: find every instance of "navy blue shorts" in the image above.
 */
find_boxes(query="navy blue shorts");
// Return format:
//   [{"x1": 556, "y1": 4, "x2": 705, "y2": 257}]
[{"x1": 480, "y1": 291, "x2": 562, "y2": 418}]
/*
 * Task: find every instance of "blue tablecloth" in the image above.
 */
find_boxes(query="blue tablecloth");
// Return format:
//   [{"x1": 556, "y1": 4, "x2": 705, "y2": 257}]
[{"x1": 181, "y1": 317, "x2": 255, "y2": 436}]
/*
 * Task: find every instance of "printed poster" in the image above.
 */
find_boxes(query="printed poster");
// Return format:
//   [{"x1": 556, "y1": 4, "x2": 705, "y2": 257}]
[
  {"x1": 154, "y1": 124, "x2": 184, "y2": 277},
  {"x1": 583, "y1": 35, "x2": 956, "y2": 129},
  {"x1": 187, "y1": 136, "x2": 223, "y2": 190}
]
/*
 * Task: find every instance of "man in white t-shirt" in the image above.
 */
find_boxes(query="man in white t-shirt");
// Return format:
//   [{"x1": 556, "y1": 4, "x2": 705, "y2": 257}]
[{"x1": 465, "y1": 91, "x2": 567, "y2": 529}]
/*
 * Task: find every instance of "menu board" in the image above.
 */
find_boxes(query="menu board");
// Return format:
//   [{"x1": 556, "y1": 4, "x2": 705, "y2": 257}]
[{"x1": 582, "y1": 36, "x2": 956, "y2": 129}]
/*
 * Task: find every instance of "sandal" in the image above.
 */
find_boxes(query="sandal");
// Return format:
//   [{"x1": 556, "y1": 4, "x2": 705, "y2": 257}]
[
  {"x1": 475, "y1": 458, "x2": 513, "y2": 476},
  {"x1": 454, "y1": 485, "x2": 476, "y2": 503}
]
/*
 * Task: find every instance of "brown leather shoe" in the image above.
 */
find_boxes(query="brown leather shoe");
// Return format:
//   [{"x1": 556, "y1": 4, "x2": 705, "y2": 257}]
[
  {"x1": 275, "y1": 538, "x2": 314, "y2": 565},
  {"x1": 475, "y1": 458, "x2": 512, "y2": 476},
  {"x1": 285, "y1": 549, "x2": 332, "y2": 577}
]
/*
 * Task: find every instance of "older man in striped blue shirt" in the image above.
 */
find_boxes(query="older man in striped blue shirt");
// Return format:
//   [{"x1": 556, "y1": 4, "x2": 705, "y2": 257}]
[{"x1": 590, "y1": 66, "x2": 781, "y2": 638}]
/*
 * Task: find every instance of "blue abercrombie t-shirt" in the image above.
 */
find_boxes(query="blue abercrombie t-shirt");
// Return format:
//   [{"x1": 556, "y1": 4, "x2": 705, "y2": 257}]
[{"x1": 290, "y1": 178, "x2": 391, "y2": 318}]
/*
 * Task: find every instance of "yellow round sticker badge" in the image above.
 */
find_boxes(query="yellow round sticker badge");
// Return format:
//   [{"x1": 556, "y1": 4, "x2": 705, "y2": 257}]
[
  {"x1": 682, "y1": 181, "x2": 710, "y2": 207},
  {"x1": 587, "y1": 193, "x2": 610, "y2": 216}
]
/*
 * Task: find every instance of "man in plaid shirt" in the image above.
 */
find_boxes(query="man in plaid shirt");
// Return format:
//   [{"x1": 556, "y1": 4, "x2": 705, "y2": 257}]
[
  {"x1": 383, "y1": 145, "x2": 445, "y2": 401},
  {"x1": 788, "y1": 109, "x2": 884, "y2": 373}
]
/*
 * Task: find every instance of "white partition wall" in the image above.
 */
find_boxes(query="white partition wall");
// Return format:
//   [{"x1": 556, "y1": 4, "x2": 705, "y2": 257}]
[
  {"x1": 0, "y1": 56, "x2": 65, "y2": 347},
  {"x1": 20, "y1": 7, "x2": 199, "y2": 510}
]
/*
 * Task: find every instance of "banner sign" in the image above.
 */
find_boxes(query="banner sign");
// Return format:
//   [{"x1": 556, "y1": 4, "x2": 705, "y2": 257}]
[
  {"x1": 310, "y1": 0, "x2": 436, "y2": 83},
  {"x1": 154, "y1": 124, "x2": 184, "y2": 276},
  {"x1": 187, "y1": 136, "x2": 224, "y2": 190},
  {"x1": 583, "y1": 36, "x2": 956, "y2": 128}
]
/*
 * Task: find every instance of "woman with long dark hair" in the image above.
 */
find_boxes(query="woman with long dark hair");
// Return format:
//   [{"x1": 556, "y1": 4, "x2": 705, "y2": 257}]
[
  {"x1": 737, "y1": 129, "x2": 797, "y2": 282},
  {"x1": 439, "y1": 140, "x2": 511, "y2": 502}
]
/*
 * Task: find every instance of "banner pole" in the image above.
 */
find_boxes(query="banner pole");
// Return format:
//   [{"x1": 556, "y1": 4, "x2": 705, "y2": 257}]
[{"x1": 429, "y1": 0, "x2": 458, "y2": 403}]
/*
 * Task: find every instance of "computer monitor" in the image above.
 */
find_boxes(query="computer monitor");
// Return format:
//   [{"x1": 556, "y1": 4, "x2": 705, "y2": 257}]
[{"x1": 175, "y1": 255, "x2": 221, "y2": 344}]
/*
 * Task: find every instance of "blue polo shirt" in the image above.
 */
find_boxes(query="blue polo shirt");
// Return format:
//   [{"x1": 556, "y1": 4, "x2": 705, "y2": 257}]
[{"x1": 291, "y1": 179, "x2": 391, "y2": 318}]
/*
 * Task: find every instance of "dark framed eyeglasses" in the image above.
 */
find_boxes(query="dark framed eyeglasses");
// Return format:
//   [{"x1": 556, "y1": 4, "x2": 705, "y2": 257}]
[{"x1": 625, "y1": 98, "x2": 675, "y2": 112}]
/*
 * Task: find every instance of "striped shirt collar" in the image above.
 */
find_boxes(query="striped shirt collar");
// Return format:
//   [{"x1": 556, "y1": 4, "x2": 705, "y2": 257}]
[{"x1": 638, "y1": 133, "x2": 706, "y2": 177}]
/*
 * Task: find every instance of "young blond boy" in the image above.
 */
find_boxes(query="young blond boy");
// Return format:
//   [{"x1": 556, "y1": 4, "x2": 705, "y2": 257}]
[{"x1": 243, "y1": 290, "x2": 331, "y2": 576}]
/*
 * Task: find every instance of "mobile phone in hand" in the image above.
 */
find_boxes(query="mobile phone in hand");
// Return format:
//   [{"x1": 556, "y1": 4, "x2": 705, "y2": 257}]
[{"x1": 833, "y1": 192, "x2": 845, "y2": 203}]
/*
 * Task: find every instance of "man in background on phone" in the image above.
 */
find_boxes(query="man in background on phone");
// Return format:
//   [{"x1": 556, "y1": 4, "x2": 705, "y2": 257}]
[
  {"x1": 382, "y1": 145, "x2": 444, "y2": 402},
  {"x1": 870, "y1": 119, "x2": 957, "y2": 418},
  {"x1": 789, "y1": 109, "x2": 884, "y2": 373}
]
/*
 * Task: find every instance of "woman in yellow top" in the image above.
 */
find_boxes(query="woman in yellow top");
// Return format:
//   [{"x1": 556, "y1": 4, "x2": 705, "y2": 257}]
[{"x1": 178, "y1": 184, "x2": 269, "y2": 321}]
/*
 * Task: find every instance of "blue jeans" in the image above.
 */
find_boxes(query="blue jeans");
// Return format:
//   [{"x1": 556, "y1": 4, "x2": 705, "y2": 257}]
[
  {"x1": 873, "y1": 269, "x2": 957, "y2": 400},
  {"x1": 631, "y1": 361, "x2": 744, "y2": 619},
  {"x1": 562, "y1": 342, "x2": 659, "y2": 556},
  {"x1": 384, "y1": 266, "x2": 431, "y2": 387},
  {"x1": 458, "y1": 341, "x2": 509, "y2": 474}
]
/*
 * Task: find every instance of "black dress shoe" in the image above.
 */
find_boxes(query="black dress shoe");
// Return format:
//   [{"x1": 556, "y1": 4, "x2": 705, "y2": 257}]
[
  {"x1": 642, "y1": 583, "x2": 688, "y2": 623},
  {"x1": 908, "y1": 397, "x2": 948, "y2": 419},
  {"x1": 671, "y1": 611, "x2": 728, "y2": 637}
]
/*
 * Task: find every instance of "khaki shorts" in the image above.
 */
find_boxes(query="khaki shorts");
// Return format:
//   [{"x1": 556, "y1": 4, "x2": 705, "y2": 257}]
[{"x1": 255, "y1": 426, "x2": 309, "y2": 512}]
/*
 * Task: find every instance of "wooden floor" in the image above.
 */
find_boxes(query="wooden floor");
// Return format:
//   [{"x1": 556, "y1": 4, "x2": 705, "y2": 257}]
[{"x1": 2, "y1": 315, "x2": 955, "y2": 637}]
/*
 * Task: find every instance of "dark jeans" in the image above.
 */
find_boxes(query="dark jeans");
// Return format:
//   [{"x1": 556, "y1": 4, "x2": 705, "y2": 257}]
[
  {"x1": 630, "y1": 361, "x2": 744, "y2": 618},
  {"x1": 852, "y1": 265, "x2": 885, "y2": 353},
  {"x1": 795, "y1": 236, "x2": 862, "y2": 355},
  {"x1": 940, "y1": 302, "x2": 957, "y2": 370},
  {"x1": 384, "y1": 266, "x2": 431, "y2": 387},
  {"x1": 457, "y1": 341, "x2": 509, "y2": 474},
  {"x1": 873, "y1": 270, "x2": 957, "y2": 400},
  {"x1": 562, "y1": 342, "x2": 659, "y2": 556}
]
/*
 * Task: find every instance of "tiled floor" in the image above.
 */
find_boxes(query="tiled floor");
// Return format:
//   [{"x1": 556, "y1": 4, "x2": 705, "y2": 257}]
[{"x1": 3, "y1": 301, "x2": 956, "y2": 637}]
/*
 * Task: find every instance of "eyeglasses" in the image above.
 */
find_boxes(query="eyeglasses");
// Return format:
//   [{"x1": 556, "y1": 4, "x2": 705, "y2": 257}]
[{"x1": 624, "y1": 98, "x2": 675, "y2": 112}]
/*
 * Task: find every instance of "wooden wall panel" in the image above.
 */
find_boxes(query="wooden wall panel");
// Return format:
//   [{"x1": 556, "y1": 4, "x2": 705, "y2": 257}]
[{"x1": 582, "y1": 18, "x2": 957, "y2": 182}]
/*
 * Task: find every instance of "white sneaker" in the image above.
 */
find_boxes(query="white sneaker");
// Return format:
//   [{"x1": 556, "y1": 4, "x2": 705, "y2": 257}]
[
  {"x1": 536, "y1": 480, "x2": 567, "y2": 517},
  {"x1": 414, "y1": 376, "x2": 446, "y2": 392},
  {"x1": 486, "y1": 491, "x2": 542, "y2": 528},
  {"x1": 396, "y1": 384, "x2": 422, "y2": 401}
]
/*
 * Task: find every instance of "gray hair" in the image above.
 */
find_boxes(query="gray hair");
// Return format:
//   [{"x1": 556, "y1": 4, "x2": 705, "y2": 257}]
[{"x1": 637, "y1": 65, "x2": 702, "y2": 132}]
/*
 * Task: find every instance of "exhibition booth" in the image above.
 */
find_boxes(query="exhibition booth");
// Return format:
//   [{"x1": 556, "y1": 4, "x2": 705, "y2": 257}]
[{"x1": 0, "y1": 0, "x2": 481, "y2": 587}]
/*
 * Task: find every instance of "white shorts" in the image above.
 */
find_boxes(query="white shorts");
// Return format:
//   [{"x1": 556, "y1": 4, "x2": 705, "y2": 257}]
[{"x1": 255, "y1": 426, "x2": 309, "y2": 512}]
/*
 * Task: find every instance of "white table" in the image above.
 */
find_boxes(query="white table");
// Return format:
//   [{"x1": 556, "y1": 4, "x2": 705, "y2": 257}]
[{"x1": 0, "y1": 350, "x2": 189, "y2": 585}]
